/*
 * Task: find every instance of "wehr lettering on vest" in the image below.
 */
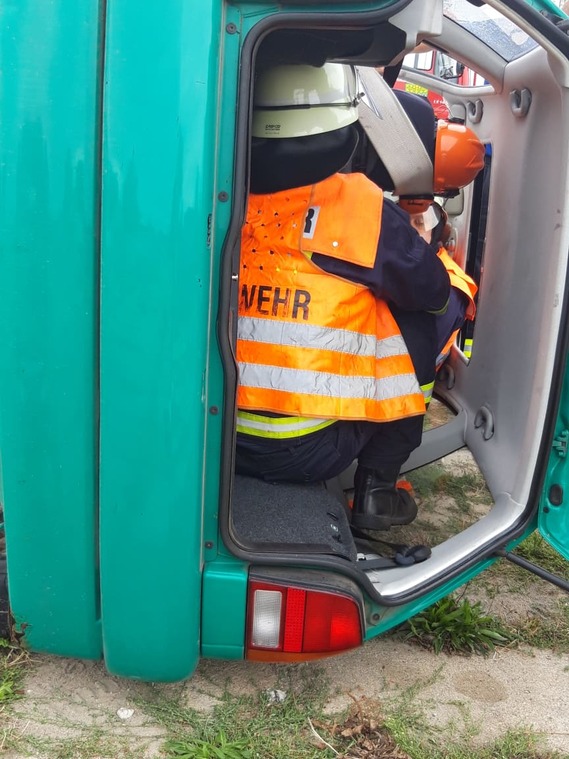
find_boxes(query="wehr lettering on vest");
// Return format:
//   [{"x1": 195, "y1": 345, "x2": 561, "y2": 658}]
[
  {"x1": 240, "y1": 284, "x2": 311, "y2": 320},
  {"x1": 272, "y1": 287, "x2": 290, "y2": 316},
  {"x1": 257, "y1": 285, "x2": 272, "y2": 314},
  {"x1": 241, "y1": 284, "x2": 256, "y2": 310},
  {"x1": 292, "y1": 290, "x2": 311, "y2": 320}
]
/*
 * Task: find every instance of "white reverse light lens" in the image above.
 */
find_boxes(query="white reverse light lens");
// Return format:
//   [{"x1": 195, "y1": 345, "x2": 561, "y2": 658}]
[{"x1": 251, "y1": 590, "x2": 283, "y2": 648}]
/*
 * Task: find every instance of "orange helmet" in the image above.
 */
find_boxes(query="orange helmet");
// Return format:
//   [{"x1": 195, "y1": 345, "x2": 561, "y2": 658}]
[{"x1": 433, "y1": 120, "x2": 485, "y2": 195}]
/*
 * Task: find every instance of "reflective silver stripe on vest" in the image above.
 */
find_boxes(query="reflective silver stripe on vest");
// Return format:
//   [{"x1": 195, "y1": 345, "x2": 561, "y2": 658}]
[
  {"x1": 238, "y1": 316, "x2": 408, "y2": 359},
  {"x1": 238, "y1": 363, "x2": 421, "y2": 401}
]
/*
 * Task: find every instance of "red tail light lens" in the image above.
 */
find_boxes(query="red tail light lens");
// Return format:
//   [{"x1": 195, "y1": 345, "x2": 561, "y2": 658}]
[{"x1": 246, "y1": 580, "x2": 362, "y2": 661}]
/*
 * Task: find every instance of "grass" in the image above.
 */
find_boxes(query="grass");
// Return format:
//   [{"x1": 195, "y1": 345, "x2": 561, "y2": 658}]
[
  {"x1": 515, "y1": 532, "x2": 569, "y2": 581},
  {"x1": 165, "y1": 731, "x2": 253, "y2": 758},
  {"x1": 401, "y1": 595, "x2": 512, "y2": 655},
  {"x1": 507, "y1": 596, "x2": 569, "y2": 653},
  {"x1": 399, "y1": 457, "x2": 569, "y2": 656},
  {"x1": 478, "y1": 532, "x2": 569, "y2": 592},
  {"x1": 390, "y1": 458, "x2": 494, "y2": 549},
  {"x1": 10, "y1": 732, "x2": 151, "y2": 759},
  {"x1": 0, "y1": 639, "x2": 26, "y2": 705},
  {"x1": 465, "y1": 533, "x2": 569, "y2": 653},
  {"x1": 407, "y1": 462, "x2": 490, "y2": 517},
  {"x1": 139, "y1": 673, "x2": 566, "y2": 759},
  {"x1": 380, "y1": 688, "x2": 565, "y2": 758},
  {"x1": 0, "y1": 639, "x2": 28, "y2": 754},
  {"x1": 87, "y1": 661, "x2": 566, "y2": 759},
  {"x1": 140, "y1": 665, "x2": 334, "y2": 759}
]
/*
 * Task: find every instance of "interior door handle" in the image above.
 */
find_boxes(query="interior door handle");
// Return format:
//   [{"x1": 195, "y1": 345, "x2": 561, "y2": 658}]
[
  {"x1": 510, "y1": 88, "x2": 532, "y2": 118},
  {"x1": 474, "y1": 404, "x2": 494, "y2": 440}
]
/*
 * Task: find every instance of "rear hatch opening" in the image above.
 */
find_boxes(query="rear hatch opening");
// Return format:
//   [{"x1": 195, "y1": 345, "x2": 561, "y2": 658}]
[{"x1": 218, "y1": 2, "x2": 569, "y2": 606}]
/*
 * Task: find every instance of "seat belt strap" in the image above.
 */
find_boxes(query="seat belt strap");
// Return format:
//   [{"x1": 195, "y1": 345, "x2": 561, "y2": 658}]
[
  {"x1": 351, "y1": 526, "x2": 432, "y2": 569},
  {"x1": 356, "y1": 66, "x2": 434, "y2": 197}
]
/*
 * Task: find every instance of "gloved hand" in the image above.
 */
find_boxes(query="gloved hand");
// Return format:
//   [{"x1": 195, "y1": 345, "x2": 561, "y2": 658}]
[{"x1": 429, "y1": 202, "x2": 452, "y2": 247}]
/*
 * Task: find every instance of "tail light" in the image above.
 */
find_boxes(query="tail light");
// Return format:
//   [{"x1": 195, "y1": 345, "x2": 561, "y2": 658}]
[{"x1": 246, "y1": 578, "x2": 363, "y2": 662}]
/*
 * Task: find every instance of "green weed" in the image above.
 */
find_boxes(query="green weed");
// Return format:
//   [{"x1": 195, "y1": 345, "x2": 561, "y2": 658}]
[
  {"x1": 0, "y1": 639, "x2": 26, "y2": 705},
  {"x1": 165, "y1": 731, "x2": 253, "y2": 759},
  {"x1": 402, "y1": 595, "x2": 511, "y2": 655},
  {"x1": 464, "y1": 532, "x2": 569, "y2": 652}
]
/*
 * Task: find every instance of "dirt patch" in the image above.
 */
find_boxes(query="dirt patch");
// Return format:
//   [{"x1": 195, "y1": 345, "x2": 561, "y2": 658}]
[
  {"x1": 2, "y1": 658, "x2": 168, "y2": 759},
  {"x1": 319, "y1": 640, "x2": 569, "y2": 754},
  {"x1": 314, "y1": 700, "x2": 412, "y2": 758}
]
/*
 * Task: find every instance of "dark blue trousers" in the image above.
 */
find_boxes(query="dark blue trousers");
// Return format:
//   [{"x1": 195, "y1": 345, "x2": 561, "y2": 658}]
[
  {"x1": 236, "y1": 309, "x2": 436, "y2": 484},
  {"x1": 236, "y1": 415, "x2": 423, "y2": 483}
]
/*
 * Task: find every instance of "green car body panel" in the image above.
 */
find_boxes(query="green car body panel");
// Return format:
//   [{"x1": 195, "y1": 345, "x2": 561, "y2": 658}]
[
  {"x1": 98, "y1": 0, "x2": 224, "y2": 681},
  {"x1": 0, "y1": 0, "x2": 225, "y2": 680},
  {"x1": 0, "y1": 0, "x2": 567, "y2": 680},
  {"x1": 0, "y1": 0, "x2": 102, "y2": 660},
  {"x1": 540, "y1": 355, "x2": 569, "y2": 561}
]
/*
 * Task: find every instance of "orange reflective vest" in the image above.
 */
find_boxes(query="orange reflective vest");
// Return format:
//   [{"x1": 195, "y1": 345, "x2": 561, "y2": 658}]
[
  {"x1": 436, "y1": 246, "x2": 478, "y2": 369},
  {"x1": 236, "y1": 173, "x2": 426, "y2": 428}
]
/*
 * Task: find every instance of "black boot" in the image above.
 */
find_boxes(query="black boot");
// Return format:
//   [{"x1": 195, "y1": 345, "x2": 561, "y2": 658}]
[{"x1": 351, "y1": 465, "x2": 418, "y2": 531}]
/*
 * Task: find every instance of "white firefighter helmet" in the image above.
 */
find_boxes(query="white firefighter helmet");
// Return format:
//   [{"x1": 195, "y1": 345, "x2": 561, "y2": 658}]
[{"x1": 252, "y1": 62, "x2": 361, "y2": 139}]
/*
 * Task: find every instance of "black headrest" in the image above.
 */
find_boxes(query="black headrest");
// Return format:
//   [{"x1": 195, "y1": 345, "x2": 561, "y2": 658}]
[
  {"x1": 359, "y1": 90, "x2": 437, "y2": 193},
  {"x1": 393, "y1": 90, "x2": 437, "y2": 160},
  {"x1": 250, "y1": 124, "x2": 359, "y2": 194}
]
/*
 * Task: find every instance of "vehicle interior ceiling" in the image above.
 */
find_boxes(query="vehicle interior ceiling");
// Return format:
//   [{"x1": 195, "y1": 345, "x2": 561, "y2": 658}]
[{"x1": 231, "y1": 3, "x2": 569, "y2": 602}]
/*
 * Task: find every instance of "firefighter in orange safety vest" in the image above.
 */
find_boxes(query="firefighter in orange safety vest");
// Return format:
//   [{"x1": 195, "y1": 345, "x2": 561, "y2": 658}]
[
  {"x1": 235, "y1": 62, "x2": 484, "y2": 531},
  {"x1": 406, "y1": 201, "x2": 478, "y2": 370},
  {"x1": 366, "y1": 84, "x2": 481, "y2": 370}
]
